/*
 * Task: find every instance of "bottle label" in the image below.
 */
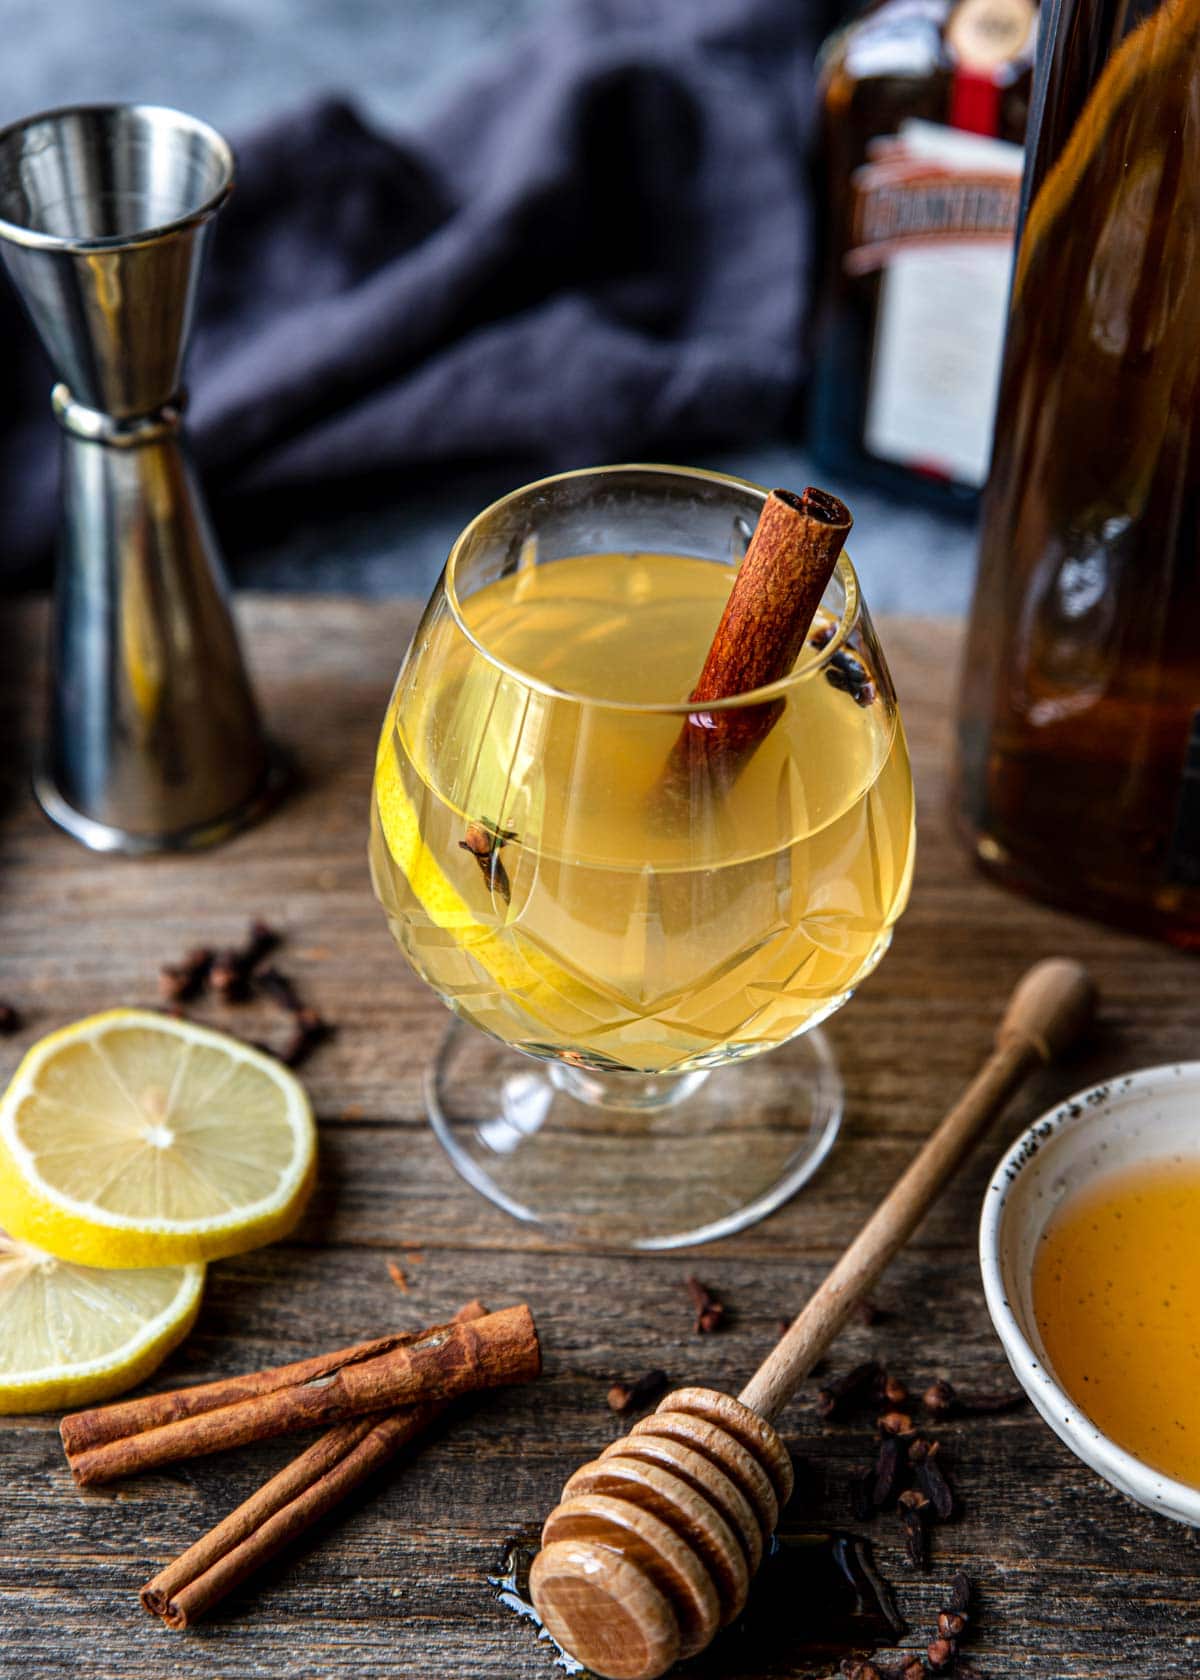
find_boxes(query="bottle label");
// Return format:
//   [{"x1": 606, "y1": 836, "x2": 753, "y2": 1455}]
[
  {"x1": 1166, "y1": 710, "x2": 1200, "y2": 887},
  {"x1": 847, "y1": 120, "x2": 1024, "y2": 487}
]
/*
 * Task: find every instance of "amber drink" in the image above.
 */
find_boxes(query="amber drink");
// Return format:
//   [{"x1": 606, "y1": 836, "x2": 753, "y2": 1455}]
[{"x1": 370, "y1": 467, "x2": 915, "y2": 1247}]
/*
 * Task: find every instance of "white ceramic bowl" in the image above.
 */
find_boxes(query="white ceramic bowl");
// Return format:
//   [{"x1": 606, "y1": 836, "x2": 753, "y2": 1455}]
[{"x1": 979, "y1": 1060, "x2": 1200, "y2": 1528}]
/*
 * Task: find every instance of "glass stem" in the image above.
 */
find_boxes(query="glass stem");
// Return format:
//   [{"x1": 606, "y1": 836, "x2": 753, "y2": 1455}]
[{"x1": 548, "y1": 1062, "x2": 711, "y2": 1112}]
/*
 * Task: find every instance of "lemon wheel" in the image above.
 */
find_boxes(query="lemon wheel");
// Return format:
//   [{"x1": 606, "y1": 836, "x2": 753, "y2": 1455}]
[
  {"x1": 0, "y1": 1010, "x2": 316, "y2": 1268},
  {"x1": 0, "y1": 1229, "x2": 204, "y2": 1413}
]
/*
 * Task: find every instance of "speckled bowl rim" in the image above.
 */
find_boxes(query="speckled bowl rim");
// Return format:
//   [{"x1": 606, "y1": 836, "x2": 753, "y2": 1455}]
[{"x1": 979, "y1": 1061, "x2": 1200, "y2": 1528}]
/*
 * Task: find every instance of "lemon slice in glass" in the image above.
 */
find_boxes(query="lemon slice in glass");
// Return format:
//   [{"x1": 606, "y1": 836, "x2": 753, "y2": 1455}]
[
  {"x1": 0, "y1": 1229, "x2": 204, "y2": 1413},
  {"x1": 374, "y1": 730, "x2": 591, "y2": 1015},
  {"x1": 0, "y1": 1010, "x2": 317, "y2": 1268}
]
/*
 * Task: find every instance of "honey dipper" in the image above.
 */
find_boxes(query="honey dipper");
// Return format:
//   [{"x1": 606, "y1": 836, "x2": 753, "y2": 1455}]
[{"x1": 530, "y1": 958, "x2": 1095, "y2": 1679}]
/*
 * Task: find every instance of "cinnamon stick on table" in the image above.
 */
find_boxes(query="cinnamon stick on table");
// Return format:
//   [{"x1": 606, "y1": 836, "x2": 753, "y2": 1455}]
[
  {"x1": 141, "y1": 1301, "x2": 488, "y2": 1631},
  {"x1": 661, "y1": 486, "x2": 853, "y2": 794},
  {"x1": 62, "y1": 1302, "x2": 540, "y2": 1487},
  {"x1": 61, "y1": 1326, "x2": 434, "y2": 1455}
]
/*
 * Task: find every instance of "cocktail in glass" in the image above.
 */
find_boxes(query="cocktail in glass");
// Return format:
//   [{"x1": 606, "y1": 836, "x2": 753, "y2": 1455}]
[{"x1": 370, "y1": 466, "x2": 915, "y2": 1247}]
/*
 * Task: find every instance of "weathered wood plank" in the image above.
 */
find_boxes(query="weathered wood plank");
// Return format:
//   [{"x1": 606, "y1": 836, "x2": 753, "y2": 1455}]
[{"x1": 0, "y1": 598, "x2": 1197, "y2": 1679}]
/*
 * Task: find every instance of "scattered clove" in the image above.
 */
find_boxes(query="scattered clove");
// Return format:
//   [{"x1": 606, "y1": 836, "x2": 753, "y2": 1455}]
[
  {"x1": 926, "y1": 1572, "x2": 973, "y2": 1670},
  {"x1": 842, "y1": 1570, "x2": 976, "y2": 1679},
  {"x1": 256, "y1": 966, "x2": 306, "y2": 1015},
  {"x1": 274, "y1": 1008, "x2": 330, "y2": 1069},
  {"x1": 0, "y1": 1001, "x2": 22, "y2": 1034},
  {"x1": 607, "y1": 1369, "x2": 668, "y2": 1414},
  {"x1": 897, "y1": 1489, "x2": 931, "y2": 1569},
  {"x1": 923, "y1": 1377, "x2": 1026, "y2": 1421},
  {"x1": 153, "y1": 920, "x2": 331, "y2": 1068},
  {"x1": 158, "y1": 947, "x2": 213, "y2": 1004},
  {"x1": 842, "y1": 1658, "x2": 924, "y2": 1680},
  {"x1": 909, "y1": 1438, "x2": 956, "y2": 1521},
  {"x1": 817, "y1": 1360, "x2": 884, "y2": 1420},
  {"x1": 211, "y1": 919, "x2": 280, "y2": 1001},
  {"x1": 459, "y1": 819, "x2": 517, "y2": 906},
  {"x1": 254, "y1": 965, "x2": 331, "y2": 1068},
  {"x1": 872, "y1": 1433, "x2": 906, "y2": 1508},
  {"x1": 880, "y1": 1372, "x2": 909, "y2": 1406},
  {"x1": 877, "y1": 1411, "x2": 914, "y2": 1437},
  {"x1": 684, "y1": 1275, "x2": 726, "y2": 1334}
]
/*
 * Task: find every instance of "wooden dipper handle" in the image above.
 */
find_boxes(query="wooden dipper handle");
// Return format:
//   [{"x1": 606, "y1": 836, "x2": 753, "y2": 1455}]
[{"x1": 739, "y1": 957, "x2": 1096, "y2": 1421}]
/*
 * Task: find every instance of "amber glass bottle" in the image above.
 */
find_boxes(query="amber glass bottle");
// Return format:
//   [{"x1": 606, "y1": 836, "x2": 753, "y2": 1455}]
[
  {"x1": 809, "y1": 0, "x2": 1038, "y2": 507},
  {"x1": 956, "y1": 0, "x2": 1200, "y2": 949}
]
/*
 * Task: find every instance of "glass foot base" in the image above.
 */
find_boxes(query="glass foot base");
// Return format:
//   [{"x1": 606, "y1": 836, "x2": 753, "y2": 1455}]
[{"x1": 427, "y1": 1022, "x2": 844, "y2": 1250}]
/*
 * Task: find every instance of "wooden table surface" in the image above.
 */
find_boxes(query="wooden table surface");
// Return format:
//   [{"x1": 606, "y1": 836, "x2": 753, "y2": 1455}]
[{"x1": 1, "y1": 598, "x2": 1196, "y2": 1680}]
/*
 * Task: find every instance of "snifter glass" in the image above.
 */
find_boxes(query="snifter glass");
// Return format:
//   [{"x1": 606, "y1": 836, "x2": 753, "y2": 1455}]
[{"x1": 370, "y1": 466, "x2": 915, "y2": 1247}]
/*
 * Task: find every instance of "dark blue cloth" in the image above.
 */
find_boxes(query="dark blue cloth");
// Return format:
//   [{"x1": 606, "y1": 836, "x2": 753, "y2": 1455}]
[{"x1": 0, "y1": 0, "x2": 829, "y2": 584}]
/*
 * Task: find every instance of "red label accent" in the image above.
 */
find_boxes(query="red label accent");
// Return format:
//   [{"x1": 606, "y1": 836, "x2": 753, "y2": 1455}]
[{"x1": 950, "y1": 70, "x2": 1002, "y2": 137}]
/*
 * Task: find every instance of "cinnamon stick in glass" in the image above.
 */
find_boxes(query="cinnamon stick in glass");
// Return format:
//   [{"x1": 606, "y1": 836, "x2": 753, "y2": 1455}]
[
  {"x1": 63, "y1": 1302, "x2": 540, "y2": 1487},
  {"x1": 140, "y1": 1301, "x2": 487, "y2": 1630},
  {"x1": 661, "y1": 486, "x2": 852, "y2": 793}
]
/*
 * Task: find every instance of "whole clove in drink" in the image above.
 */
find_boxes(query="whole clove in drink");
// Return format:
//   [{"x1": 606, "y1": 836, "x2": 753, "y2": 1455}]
[
  {"x1": 826, "y1": 648, "x2": 878, "y2": 707},
  {"x1": 459, "y1": 819, "x2": 517, "y2": 906}
]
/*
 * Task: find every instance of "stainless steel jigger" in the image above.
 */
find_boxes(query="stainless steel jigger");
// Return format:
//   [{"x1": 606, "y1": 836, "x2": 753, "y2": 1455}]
[{"x1": 0, "y1": 104, "x2": 284, "y2": 853}]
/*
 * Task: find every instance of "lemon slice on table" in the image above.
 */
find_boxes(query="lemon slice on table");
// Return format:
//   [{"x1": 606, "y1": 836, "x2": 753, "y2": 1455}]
[
  {"x1": 0, "y1": 1230, "x2": 204, "y2": 1413},
  {"x1": 0, "y1": 1011, "x2": 316, "y2": 1269}
]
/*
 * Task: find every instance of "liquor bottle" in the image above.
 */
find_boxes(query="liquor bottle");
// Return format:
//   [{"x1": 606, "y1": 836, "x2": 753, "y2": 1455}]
[
  {"x1": 955, "y1": 0, "x2": 1200, "y2": 949},
  {"x1": 808, "y1": 0, "x2": 1038, "y2": 506}
]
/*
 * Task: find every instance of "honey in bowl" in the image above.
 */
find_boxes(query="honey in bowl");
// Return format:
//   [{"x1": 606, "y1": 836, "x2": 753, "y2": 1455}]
[{"x1": 1032, "y1": 1156, "x2": 1200, "y2": 1488}]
